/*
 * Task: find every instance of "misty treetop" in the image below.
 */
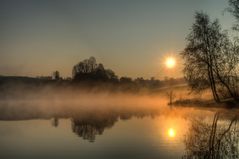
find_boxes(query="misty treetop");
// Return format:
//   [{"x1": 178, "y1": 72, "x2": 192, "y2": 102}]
[{"x1": 72, "y1": 57, "x2": 118, "y2": 82}]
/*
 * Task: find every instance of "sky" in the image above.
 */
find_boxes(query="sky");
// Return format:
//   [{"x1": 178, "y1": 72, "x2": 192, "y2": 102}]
[{"x1": 0, "y1": 0, "x2": 236, "y2": 79}]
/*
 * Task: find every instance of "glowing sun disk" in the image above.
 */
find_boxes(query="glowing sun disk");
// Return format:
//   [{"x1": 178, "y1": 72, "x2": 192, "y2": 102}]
[{"x1": 165, "y1": 57, "x2": 176, "y2": 68}]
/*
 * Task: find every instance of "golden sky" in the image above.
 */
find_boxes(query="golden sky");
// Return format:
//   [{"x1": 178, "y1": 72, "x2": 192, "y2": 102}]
[{"x1": 0, "y1": 0, "x2": 235, "y2": 79}]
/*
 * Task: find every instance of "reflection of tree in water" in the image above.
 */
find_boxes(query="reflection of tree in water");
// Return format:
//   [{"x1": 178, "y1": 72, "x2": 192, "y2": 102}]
[
  {"x1": 51, "y1": 117, "x2": 59, "y2": 127},
  {"x1": 70, "y1": 109, "x2": 159, "y2": 142},
  {"x1": 71, "y1": 113, "x2": 118, "y2": 142},
  {"x1": 183, "y1": 112, "x2": 239, "y2": 159}
]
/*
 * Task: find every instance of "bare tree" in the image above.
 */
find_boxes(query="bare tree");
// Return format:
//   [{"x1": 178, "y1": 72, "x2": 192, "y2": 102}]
[
  {"x1": 182, "y1": 12, "x2": 222, "y2": 102},
  {"x1": 166, "y1": 90, "x2": 175, "y2": 105},
  {"x1": 213, "y1": 38, "x2": 239, "y2": 99},
  {"x1": 182, "y1": 12, "x2": 239, "y2": 102},
  {"x1": 228, "y1": 0, "x2": 239, "y2": 30}
]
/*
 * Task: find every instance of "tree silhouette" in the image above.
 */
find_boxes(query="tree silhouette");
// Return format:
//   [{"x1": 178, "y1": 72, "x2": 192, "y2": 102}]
[
  {"x1": 72, "y1": 57, "x2": 118, "y2": 82},
  {"x1": 228, "y1": 0, "x2": 239, "y2": 30},
  {"x1": 52, "y1": 71, "x2": 60, "y2": 80},
  {"x1": 182, "y1": 12, "x2": 239, "y2": 102}
]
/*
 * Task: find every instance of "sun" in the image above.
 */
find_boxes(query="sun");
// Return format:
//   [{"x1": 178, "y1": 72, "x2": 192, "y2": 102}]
[
  {"x1": 165, "y1": 57, "x2": 176, "y2": 69},
  {"x1": 167, "y1": 128, "x2": 176, "y2": 138}
]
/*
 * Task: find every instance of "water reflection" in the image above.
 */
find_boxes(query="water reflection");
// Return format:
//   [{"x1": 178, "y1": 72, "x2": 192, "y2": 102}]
[
  {"x1": 51, "y1": 117, "x2": 59, "y2": 127},
  {"x1": 69, "y1": 110, "x2": 161, "y2": 142},
  {"x1": 2, "y1": 100, "x2": 239, "y2": 158},
  {"x1": 168, "y1": 128, "x2": 176, "y2": 138},
  {"x1": 71, "y1": 113, "x2": 118, "y2": 142},
  {"x1": 183, "y1": 112, "x2": 239, "y2": 159}
]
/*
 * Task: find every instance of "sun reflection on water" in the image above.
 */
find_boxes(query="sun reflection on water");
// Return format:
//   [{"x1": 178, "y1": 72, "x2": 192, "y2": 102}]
[{"x1": 167, "y1": 128, "x2": 176, "y2": 138}]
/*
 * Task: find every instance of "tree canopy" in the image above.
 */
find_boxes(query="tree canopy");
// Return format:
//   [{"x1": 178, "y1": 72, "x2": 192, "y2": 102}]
[
  {"x1": 72, "y1": 57, "x2": 118, "y2": 82},
  {"x1": 182, "y1": 12, "x2": 239, "y2": 102}
]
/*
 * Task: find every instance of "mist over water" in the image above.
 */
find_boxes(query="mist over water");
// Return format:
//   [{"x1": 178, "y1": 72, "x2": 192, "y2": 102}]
[
  {"x1": 0, "y1": 83, "x2": 172, "y2": 120},
  {"x1": 0, "y1": 84, "x2": 239, "y2": 159},
  {"x1": 1, "y1": 85, "x2": 239, "y2": 159}
]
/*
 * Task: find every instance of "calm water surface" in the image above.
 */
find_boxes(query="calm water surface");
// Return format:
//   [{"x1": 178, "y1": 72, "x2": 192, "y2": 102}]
[{"x1": 0, "y1": 105, "x2": 238, "y2": 159}]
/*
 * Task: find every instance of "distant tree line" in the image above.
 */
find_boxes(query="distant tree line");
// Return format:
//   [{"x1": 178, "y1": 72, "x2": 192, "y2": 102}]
[
  {"x1": 181, "y1": 1, "x2": 239, "y2": 102},
  {"x1": 71, "y1": 56, "x2": 185, "y2": 90},
  {"x1": 0, "y1": 56, "x2": 185, "y2": 95}
]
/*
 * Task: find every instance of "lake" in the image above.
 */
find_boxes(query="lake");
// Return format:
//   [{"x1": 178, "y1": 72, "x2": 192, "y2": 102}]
[{"x1": 0, "y1": 100, "x2": 238, "y2": 159}]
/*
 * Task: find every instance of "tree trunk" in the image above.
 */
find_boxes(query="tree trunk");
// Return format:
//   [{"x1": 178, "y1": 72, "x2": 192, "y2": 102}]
[
  {"x1": 204, "y1": 30, "x2": 220, "y2": 103},
  {"x1": 215, "y1": 70, "x2": 238, "y2": 101},
  {"x1": 210, "y1": 68, "x2": 220, "y2": 102},
  {"x1": 207, "y1": 65, "x2": 220, "y2": 103}
]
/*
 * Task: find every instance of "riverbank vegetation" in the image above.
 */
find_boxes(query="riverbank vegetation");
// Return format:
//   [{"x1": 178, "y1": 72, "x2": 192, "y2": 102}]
[{"x1": 179, "y1": 1, "x2": 239, "y2": 105}]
